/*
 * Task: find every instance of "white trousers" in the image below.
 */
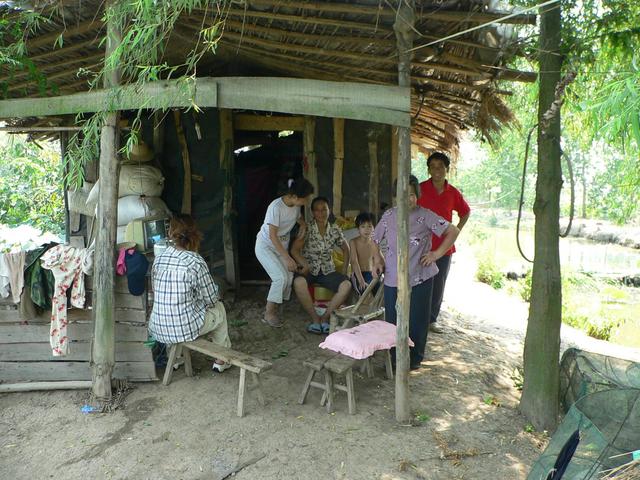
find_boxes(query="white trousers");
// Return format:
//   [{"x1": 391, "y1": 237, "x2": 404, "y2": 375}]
[{"x1": 255, "y1": 236, "x2": 293, "y2": 304}]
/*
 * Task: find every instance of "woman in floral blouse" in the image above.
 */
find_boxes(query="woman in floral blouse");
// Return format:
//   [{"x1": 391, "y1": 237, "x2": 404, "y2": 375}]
[
  {"x1": 372, "y1": 176, "x2": 459, "y2": 370},
  {"x1": 291, "y1": 197, "x2": 351, "y2": 334}
]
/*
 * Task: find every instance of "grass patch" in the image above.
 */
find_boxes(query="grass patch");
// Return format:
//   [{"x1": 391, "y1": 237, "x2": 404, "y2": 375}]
[{"x1": 476, "y1": 258, "x2": 505, "y2": 289}]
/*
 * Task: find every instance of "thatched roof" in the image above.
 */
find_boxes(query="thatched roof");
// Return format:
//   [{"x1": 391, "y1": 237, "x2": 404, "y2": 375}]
[{"x1": 0, "y1": 0, "x2": 535, "y2": 155}]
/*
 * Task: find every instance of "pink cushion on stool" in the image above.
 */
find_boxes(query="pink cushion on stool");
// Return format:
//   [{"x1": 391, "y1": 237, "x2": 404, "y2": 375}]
[{"x1": 319, "y1": 320, "x2": 415, "y2": 360}]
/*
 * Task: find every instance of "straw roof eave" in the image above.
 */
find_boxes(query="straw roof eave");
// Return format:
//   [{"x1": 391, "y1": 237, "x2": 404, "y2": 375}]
[{"x1": 0, "y1": 0, "x2": 536, "y2": 156}]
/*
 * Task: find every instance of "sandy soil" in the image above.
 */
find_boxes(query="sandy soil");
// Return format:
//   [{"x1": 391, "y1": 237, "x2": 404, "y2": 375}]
[{"x1": 2, "y1": 249, "x2": 638, "y2": 480}]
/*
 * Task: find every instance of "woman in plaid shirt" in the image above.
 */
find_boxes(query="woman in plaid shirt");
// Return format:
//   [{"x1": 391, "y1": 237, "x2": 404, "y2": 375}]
[{"x1": 149, "y1": 215, "x2": 231, "y2": 372}]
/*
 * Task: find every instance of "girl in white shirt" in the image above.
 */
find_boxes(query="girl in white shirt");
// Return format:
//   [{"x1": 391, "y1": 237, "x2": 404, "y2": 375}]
[{"x1": 255, "y1": 178, "x2": 314, "y2": 327}]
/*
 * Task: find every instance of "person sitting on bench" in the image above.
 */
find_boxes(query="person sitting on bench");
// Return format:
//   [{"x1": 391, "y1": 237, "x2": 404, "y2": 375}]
[{"x1": 148, "y1": 214, "x2": 231, "y2": 372}]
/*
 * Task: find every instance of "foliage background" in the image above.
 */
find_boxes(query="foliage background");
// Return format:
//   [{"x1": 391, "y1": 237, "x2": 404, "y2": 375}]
[{"x1": 0, "y1": 133, "x2": 64, "y2": 235}]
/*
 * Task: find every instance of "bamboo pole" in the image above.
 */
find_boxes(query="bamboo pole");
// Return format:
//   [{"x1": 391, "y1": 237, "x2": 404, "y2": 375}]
[
  {"x1": 391, "y1": 127, "x2": 398, "y2": 198},
  {"x1": 60, "y1": 132, "x2": 70, "y2": 241},
  {"x1": 303, "y1": 116, "x2": 318, "y2": 220},
  {"x1": 0, "y1": 381, "x2": 93, "y2": 393},
  {"x1": 368, "y1": 139, "x2": 379, "y2": 217},
  {"x1": 393, "y1": 0, "x2": 415, "y2": 425},
  {"x1": 173, "y1": 111, "x2": 192, "y2": 214},
  {"x1": 224, "y1": 8, "x2": 390, "y2": 33},
  {"x1": 242, "y1": 0, "x2": 536, "y2": 25},
  {"x1": 0, "y1": 126, "x2": 83, "y2": 132},
  {"x1": 91, "y1": 0, "x2": 120, "y2": 401},
  {"x1": 220, "y1": 109, "x2": 238, "y2": 288},
  {"x1": 333, "y1": 118, "x2": 345, "y2": 216}
]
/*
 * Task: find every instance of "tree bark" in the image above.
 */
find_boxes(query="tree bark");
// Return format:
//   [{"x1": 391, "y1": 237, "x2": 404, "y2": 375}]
[
  {"x1": 393, "y1": 0, "x2": 415, "y2": 425},
  {"x1": 91, "y1": 0, "x2": 121, "y2": 400},
  {"x1": 520, "y1": 0, "x2": 563, "y2": 433}
]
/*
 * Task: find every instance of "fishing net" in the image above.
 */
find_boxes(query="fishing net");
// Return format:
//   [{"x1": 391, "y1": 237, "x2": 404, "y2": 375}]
[{"x1": 528, "y1": 349, "x2": 640, "y2": 480}]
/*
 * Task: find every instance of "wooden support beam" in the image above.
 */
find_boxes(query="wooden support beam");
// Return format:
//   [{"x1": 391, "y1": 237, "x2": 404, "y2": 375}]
[
  {"x1": 217, "y1": 27, "x2": 516, "y2": 81},
  {"x1": 0, "y1": 126, "x2": 82, "y2": 132},
  {"x1": 25, "y1": 19, "x2": 103, "y2": 51},
  {"x1": 391, "y1": 126, "x2": 398, "y2": 198},
  {"x1": 0, "y1": 77, "x2": 410, "y2": 127},
  {"x1": 218, "y1": 29, "x2": 398, "y2": 67},
  {"x1": 5, "y1": 53, "x2": 104, "y2": 90},
  {"x1": 233, "y1": 114, "x2": 304, "y2": 131},
  {"x1": 225, "y1": 8, "x2": 392, "y2": 34},
  {"x1": 368, "y1": 139, "x2": 379, "y2": 217},
  {"x1": 223, "y1": 41, "x2": 395, "y2": 83},
  {"x1": 215, "y1": 18, "x2": 394, "y2": 48},
  {"x1": 243, "y1": 1, "x2": 536, "y2": 25},
  {"x1": 393, "y1": 0, "x2": 415, "y2": 425},
  {"x1": 303, "y1": 116, "x2": 318, "y2": 220},
  {"x1": 332, "y1": 118, "x2": 345, "y2": 216},
  {"x1": 220, "y1": 109, "x2": 239, "y2": 288},
  {"x1": 91, "y1": 0, "x2": 119, "y2": 401},
  {"x1": 173, "y1": 111, "x2": 192, "y2": 214}
]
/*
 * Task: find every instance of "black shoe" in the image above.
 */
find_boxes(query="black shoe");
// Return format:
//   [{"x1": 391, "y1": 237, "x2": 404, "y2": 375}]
[{"x1": 410, "y1": 363, "x2": 423, "y2": 370}]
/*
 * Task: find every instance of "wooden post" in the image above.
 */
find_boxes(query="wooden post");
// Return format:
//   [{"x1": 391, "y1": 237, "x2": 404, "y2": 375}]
[
  {"x1": 220, "y1": 109, "x2": 239, "y2": 288},
  {"x1": 152, "y1": 110, "x2": 165, "y2": 165},
  {"x1": 332, "y1": 118, "x2": 345, "y2": 216},
  {"x1": 303, "y1": 116, "x2": 318, "y2": 220},
  {"x1": 393, "y1": 0, "x2": 415, "y2": 424},
  {"x1": 520, "y1": 0, "x2": 563, "y2": 433},
  {"x1": 391, "y1": 127, "x2": 398, "y2": 198},
  {"x1": 60, "y1": 132, "x2": 70, "y2": 241},
  {"x1": 368, "y1": 139, "x2": 379, "y2": 217},
  {"x1": 91, "y1": 0, "x2": 121, "y2": 400},
  {"x1": 173, "y1": 110, "x2": 192, "y2": 214}
]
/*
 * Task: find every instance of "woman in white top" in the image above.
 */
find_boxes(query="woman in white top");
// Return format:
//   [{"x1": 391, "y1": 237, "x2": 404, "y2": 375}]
[{"x1": 255, "y1": 178, "x2": 314, "y2": 327}]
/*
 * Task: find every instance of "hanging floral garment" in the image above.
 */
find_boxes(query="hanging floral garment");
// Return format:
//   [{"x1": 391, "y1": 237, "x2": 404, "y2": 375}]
[{"x1": 40, "y1": 245, "x2": 93, "y2": 356}]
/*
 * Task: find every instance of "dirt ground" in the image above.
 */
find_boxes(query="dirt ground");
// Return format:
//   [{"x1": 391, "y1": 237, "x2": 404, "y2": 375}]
[{"x1": 2, "y1": 249, "x2": 638, "y2": 480}]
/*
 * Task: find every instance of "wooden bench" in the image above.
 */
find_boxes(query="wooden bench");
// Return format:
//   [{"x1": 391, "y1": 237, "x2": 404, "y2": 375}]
[{"x1": 162, "y1": 338, "x2": 272, "y2": 417}]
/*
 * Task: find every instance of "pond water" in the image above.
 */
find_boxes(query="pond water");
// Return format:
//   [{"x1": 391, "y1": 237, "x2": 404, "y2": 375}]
[
  {"x1": 480, "y1": 226, "x2": 640, "y2": 275},
  {"x1": 466, "y1": 225, "x2": 640, "y2": 348}
]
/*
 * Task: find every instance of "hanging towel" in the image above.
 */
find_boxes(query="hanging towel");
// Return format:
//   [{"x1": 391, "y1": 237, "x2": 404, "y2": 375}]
[{"x1": 0, "y1": 252, "x2": 25, "y2": 303}]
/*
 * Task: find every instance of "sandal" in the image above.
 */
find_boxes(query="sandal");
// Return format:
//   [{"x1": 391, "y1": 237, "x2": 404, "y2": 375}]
[
  {"x1": 212, "y1": 362, "x2": 232, "y2": 373},
  {"x1": 320, "y1": 322, "x2": 331, "y2": 334},
  {"x1": 307, "y1": 323, "x2": 322, "y2": 334}
]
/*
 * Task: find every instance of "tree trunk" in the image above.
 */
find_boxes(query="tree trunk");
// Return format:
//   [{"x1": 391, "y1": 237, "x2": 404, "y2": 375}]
[
  {"x1": 91, "y1": 0, "x2": 121, "y2": 400},
  {"x1": 520, "y1": 0, "x2": 563, "y2": 433},
  {"x1": 393, "y1": 0, "x2": 415, "y2": 424}
]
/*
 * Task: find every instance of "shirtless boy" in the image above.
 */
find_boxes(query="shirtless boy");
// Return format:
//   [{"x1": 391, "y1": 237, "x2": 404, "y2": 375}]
[{"x1": 349, "y1": 212, "x2": 379, "y2": 294}]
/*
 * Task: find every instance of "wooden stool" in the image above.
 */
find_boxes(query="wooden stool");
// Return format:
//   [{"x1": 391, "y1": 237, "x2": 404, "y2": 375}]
[
  {"x1": 298, "y1": 350, "x2": 336, "y2": 411},
  {"x1": 361, "y1": 349, "x2": 394, "y2": 380},
  {"x1": 298, "y1": 352, "x2": 357, "y2": 414},
  {"x1": 324, "y1": 354, "x2": 357, "y2": 414}
]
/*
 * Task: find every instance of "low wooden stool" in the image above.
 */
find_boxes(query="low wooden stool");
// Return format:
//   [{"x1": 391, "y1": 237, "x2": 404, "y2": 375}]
[
  {"x1": 324, "y1": 354, "x2": 357, "y2": 414},
  {"x1": 298, "y1": 352, "x2": 357, "y2": 414},
  {"x1": 361, "y1": 349, "x2": 394, "y2": 380}
]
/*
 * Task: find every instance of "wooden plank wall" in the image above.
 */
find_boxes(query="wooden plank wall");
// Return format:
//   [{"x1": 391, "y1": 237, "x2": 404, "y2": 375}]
[{"x1": 0, "y1": 275, "x2": 157, "y2": 383}]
